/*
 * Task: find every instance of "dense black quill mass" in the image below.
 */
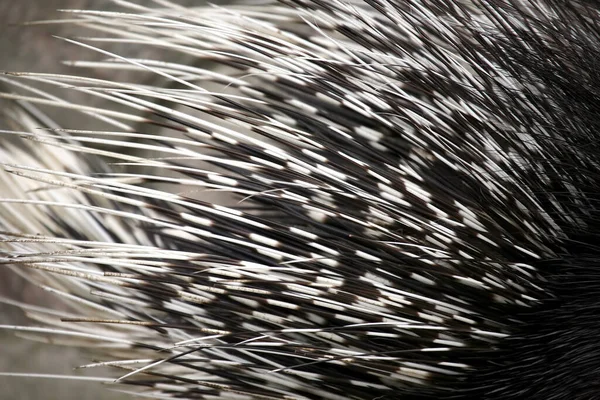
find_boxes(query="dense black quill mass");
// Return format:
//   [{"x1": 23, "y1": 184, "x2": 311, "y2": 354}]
[{"x1": 2, "y1": 1, "x2": 600, "y2": 399}]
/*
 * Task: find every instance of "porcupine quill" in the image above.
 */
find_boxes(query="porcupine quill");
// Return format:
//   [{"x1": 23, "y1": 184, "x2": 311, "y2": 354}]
[{"x1": 2, "y1": 1, "x2": 600, "y2": 399}]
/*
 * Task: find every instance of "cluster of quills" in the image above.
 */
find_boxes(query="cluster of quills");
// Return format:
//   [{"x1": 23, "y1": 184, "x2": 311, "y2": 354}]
[{"x1": 1, "y1": 0, "x2": 600, "y2": 399}]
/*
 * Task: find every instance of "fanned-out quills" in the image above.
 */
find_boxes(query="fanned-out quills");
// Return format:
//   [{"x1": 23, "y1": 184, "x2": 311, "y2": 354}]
[{"x1": 2, "y1": 1, "x2": 600, "y2": 399}]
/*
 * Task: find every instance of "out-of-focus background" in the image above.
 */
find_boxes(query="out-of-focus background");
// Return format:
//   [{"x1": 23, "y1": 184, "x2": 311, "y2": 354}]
[
  {"x1": 0, "y1": 1, "x2": 222, "y2": 398},
  {"x1": 1, "y1": 2, "x2": 133, "y2": 397}
]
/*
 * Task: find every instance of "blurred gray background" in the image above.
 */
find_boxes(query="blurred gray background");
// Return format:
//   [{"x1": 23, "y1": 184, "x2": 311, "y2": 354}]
[
  {"x1": 1, "y1": 2, "x2": 133, "y2": 397},
  {"x1": 0, "y1": 0, "x2": 221, "y2": 398}
]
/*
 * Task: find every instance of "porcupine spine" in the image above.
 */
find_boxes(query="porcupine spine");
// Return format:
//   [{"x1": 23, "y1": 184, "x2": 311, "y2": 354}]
[{"x1": 1, "y1": 0, "x2": 600, "y2": 399}]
